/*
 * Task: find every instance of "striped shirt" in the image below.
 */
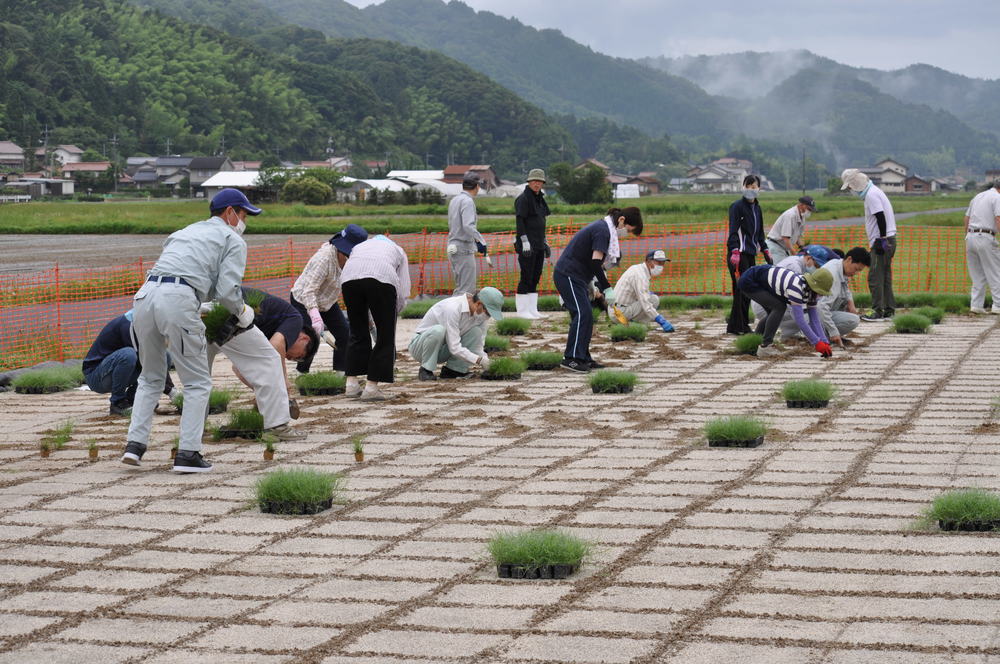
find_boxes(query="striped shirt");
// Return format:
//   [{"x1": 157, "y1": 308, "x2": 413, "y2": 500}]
[
  {"x1": 340, "y1": 236, "x2": 412, "y2": 314},
  {"x1": 290, "y1": 243, "x2": 344, "y2": 312},
  {"x1": 764, "y1": 265, "x2": 813, "y2": 305}
]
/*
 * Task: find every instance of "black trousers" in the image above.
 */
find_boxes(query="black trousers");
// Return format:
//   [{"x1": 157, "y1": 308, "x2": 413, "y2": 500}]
[
  {"x1": 745, "y1": 289, "x2": 785, "y2": 346},
  {"x1": 289, "y1": 295, "x2": 349, "y2": 372},
  {"x1": 726, "y1": 251, "x2": 756, "y2": 334},
  {"x1": 516, "y1": 250, "x2": 545, "y2": 294},
  {"x1": 342, "y1": 278, "x2": 397, "y2": 383}
]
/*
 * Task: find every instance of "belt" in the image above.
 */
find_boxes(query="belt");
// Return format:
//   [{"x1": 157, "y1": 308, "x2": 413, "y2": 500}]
[
  {"x1": 969, "y1": 228, "x2": 996, "y2": 235},
  {"x1": 147, "y1": 275, "x2": 193, "y2": 288}
]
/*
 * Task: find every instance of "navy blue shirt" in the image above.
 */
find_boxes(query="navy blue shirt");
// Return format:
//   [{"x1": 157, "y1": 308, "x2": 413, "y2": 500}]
[
  {"x1": 243, "y1": 287, "x2": 304, "y2": 345},
  {"x1": 83, "y1": 314, "x2": 133, "y2": 373},
  {"x1": 727, "y1": 197, "x2": 765, "y2": 254},
  {"x1": 554, "y1": 219, "x2": 611, "y2": 286}
]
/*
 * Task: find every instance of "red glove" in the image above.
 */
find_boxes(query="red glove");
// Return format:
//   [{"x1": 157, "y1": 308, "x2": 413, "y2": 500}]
[
  {"x1": 762, "y1": 249, "x2": 773, "y2": 265},
  {"x1": 729, "y1": 249, "x2": 741, "y2": 269},
  {"x1": 815, "y1": 341, "x2": 832, "y2": 357}
]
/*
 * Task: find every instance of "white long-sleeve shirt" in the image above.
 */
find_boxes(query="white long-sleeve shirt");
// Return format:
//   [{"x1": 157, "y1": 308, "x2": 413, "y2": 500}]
[
  {"x1": 413, "y1": 294, "x2": 488, "y2": 366},
  {"x1": 614, "y1": 262, "x2": 658, "y2": 320},
  {"x1": 340, "y1": 235, "x2": 411, "y2": 314}
]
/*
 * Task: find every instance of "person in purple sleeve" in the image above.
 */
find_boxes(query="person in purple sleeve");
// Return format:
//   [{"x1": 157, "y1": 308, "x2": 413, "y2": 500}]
[{"x1": 737, "y1": 264, "x2": 834, "y2": 359}]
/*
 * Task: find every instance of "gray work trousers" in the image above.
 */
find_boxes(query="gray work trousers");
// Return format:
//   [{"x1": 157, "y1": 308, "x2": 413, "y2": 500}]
[
  {"x1": 208, "y1": 327, "x2": 289, "y2": 430},
  {"x1": 449, "y1": 249, "x2": 477, "y2": 295},
  {"x1": 127, "y1": 281, "x2": 211, "y2": 452},
  {"x1": 619, "y1": 294, "x2": 659, "y2": 323},
  {"x1": 966, "y1": 231, "x2": 1000, "y2": 309},
  {"x1": 409, "y1": 324, "x2": 485, "y2": 372},
  {"x1": 869, "y1": 236, "x2": 897, "y2": 315},
  {"x1": 765, "y1": 238, "x2": 792, "y2": 264}
]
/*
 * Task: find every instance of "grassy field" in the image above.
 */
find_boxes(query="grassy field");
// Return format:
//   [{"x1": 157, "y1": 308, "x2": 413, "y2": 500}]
[{"x1": 0, "y1": 192, "x2": 972, "y2": 235}]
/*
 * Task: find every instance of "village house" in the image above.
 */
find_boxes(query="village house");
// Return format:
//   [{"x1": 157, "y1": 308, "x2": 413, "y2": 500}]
[
  {"x1": 574, "y1": 159, "x2": 662, "y2": 196},
  {"x1": 443, "y1": 165, "x2": 501, "y2": 190},
  {"x1": 0, "y1": 141, "x2": 26, "y2": 170},
  {"x1": 187, "y1": 156, "x2": 234, "y2": 188},
  {"x1": 34, "y1": 144, "x2": 84, "y2": 166},
  {"x1": 60, "y1": 161, "x2": 112, "y2": 184}
]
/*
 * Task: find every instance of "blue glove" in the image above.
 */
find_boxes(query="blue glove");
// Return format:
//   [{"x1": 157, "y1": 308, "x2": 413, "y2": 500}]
[
  {"x1": 603, "y1": 287, "x2": 615, "y2": 305},
  {"x1": 654, "y1": 314, "x2": 674, "y2": 332},
  {"x1": 475, "y1": 241, "x2": 488, "y2": 255}
]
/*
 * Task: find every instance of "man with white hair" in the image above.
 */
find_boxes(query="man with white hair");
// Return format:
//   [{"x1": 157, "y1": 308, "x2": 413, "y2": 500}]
[
  {"x1": 964, "y1": 179, "x2": 1000, "y2": 314},
  {"x1": 841, "y1": 168, "x2": 896, "y2": 321}
]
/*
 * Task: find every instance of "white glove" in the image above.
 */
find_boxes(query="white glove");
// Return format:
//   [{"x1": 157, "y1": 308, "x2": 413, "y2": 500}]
[
  {"x1": 308, "y1": 308, "x2": 324, "y2": 336},
  {"x1": 321, "y1": 331, "x2": 337, "y2": 349},
  {"x1": 198, "y1": 302, "x2": 214, "y2": 315},
  {"x1": 236, "y1": 303, "x2": 255, "y2": 327},
  {"x1": 485, "y1": 255, "x2": 494, "y2": 267},
  {"x1": 520, "y1": 235, "x2": 532, "y2": 254},
  {"x1": 447, "y1": 243, "x2": 458, "y2": 255},
  {"x1": 478, "y1": 353, "x2": 491, "y2": 370}
]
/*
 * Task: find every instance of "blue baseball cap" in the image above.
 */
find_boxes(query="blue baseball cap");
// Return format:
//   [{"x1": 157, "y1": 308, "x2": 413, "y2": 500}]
[
  {"x1": 803, "y1": 244, "x2": 833, "y2": 267},
  {"x1": 210, "y1": 188, "x2": 262, "y2": 215},
  {"x1": 330, "y1": 224, "x2": 368, "y2": 256}
]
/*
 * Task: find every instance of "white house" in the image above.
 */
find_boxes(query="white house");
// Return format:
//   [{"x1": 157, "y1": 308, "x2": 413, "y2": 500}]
[
  {"x1": 200, "y1": 171, "x2": 260, "y2": 199},
  {"x1": 387, "y1": 169, "x2": 445, "y2": 180}
]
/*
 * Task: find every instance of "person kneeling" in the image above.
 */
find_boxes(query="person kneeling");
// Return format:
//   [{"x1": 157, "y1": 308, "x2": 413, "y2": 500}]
[
  {"x1": 614, "y1": 249, "x2": 674, "y2": 332},
  {"x1": 409, "y1": 288, "x2": 504, "y2": 380}
]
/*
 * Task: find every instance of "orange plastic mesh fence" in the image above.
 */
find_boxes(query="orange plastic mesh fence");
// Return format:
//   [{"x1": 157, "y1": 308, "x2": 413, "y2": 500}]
[{"x1": 0, "y1": 223, "x2": 973, "y2": 369}]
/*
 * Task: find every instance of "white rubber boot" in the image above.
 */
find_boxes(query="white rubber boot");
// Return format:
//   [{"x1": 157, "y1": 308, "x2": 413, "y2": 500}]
[
  {"x1": 527, "y1": 292, "x2": 545, "y2": 319},
  {"x1": 515, "y1": 293, "x2": 535, "y2": 319}
]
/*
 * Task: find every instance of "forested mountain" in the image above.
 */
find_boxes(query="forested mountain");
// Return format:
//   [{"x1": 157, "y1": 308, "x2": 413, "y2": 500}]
[{"x1": 0, "y1": 0, "x2": 576, "y2": 177}]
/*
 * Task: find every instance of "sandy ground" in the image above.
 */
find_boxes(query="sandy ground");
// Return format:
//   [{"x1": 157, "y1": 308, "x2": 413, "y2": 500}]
[{"x1": 2, "y1": 310, "x2": 1000, "y2": 663}]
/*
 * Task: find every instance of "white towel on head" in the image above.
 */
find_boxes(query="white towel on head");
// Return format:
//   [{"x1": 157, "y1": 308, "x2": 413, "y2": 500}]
[{"x1": 603, "y1": 215, "x2": 621, "y2": 267}]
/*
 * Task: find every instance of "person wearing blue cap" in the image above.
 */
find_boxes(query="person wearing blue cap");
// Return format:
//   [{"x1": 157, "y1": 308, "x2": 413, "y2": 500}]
[
  {"x1": 290, "y1": 224, "x2": 368, "y2": 374},
  {"x1": 121, "y1": 187, "x2": 259, "y2": 473}
]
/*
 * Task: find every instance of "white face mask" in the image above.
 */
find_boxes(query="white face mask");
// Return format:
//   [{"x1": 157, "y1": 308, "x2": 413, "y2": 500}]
[
  {"x1": 650, "y1": 265, "x2": 664, "y2": 276},
  {"x1": 235, "y1": 219, "x2": 246, "y2": 235},
  {"x1": 617, "y1": 227, "x2": 628, "y2": 238},
  {"x1": 802, "y1": 210, "x2": 811, "y2": 220}
]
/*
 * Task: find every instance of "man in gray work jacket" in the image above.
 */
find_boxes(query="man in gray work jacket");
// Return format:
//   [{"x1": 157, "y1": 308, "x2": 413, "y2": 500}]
[
  {"x1": 447, "y1": 171, "x2": 489, "y2": 294},
  {"x1": 122, "y1": 188, "x2": 258, "y2": 473}
]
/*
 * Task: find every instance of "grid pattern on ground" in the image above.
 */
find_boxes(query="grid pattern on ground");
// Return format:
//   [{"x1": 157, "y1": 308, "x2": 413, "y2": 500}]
[{"x1": 1, "y1": 311, "x2": 1000, "y2": 663}]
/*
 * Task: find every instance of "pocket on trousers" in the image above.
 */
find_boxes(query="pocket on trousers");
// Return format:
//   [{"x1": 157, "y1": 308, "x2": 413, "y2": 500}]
[{"x1": 180, "y1": 328, "x2": 206, "y2": 357}]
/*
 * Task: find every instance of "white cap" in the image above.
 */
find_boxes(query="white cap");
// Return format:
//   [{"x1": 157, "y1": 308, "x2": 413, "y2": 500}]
[{"x1": 840, "y1": 168, "x2": 870, "y2": 191}]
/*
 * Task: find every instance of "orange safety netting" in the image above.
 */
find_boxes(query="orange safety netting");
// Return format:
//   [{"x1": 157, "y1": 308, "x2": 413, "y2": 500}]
[{"x1": 0, "y1": 222, "x2": 972, "y2": 370}]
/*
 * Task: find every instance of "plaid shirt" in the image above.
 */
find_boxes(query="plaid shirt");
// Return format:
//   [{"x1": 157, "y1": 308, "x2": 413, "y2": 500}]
[{"x1": 290, "y1": 243, "x2": 343, "y2": 312}]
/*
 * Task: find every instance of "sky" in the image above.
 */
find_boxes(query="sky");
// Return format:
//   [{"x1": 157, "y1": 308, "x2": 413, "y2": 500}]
[{"x1": 343, "y1": 0, "x2": 999, "y2": 80}]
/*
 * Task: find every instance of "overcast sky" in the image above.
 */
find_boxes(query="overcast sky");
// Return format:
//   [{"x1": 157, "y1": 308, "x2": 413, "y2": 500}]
[{"x1": 344, "y1": 0, "x2": 999, "y2": 80}]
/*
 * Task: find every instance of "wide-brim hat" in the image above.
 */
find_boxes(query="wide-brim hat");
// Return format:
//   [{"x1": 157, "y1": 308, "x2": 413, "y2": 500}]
[
  {"x1": 526, "y1": 168, "x2": 546, "y2": 183},
  {"x1": 804, "y1": 267, "x2": 833, "y2": 295}
]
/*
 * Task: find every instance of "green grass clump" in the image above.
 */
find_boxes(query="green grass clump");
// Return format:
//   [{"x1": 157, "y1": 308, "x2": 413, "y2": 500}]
[
  {"x1": 781, "y1": 379, "x2": 837, "y2": 402},
  {"x1": 609, "y1": 322, "x2": 647, "y2": 342},
  {"x1": 483, "y1": 334, "x2": 511, "y2": 352},
  {"x1": 589, "y1": 370, "x2": 638, "y2": 393},
  {"x1": 294, "y1": 371, "x2": 346, "y2": 391},
  {"x1": 502, "y1": 296, "x2": 516, "y2": 312},
  {"x1": 917, "y1": 489, "x2": 1000, "y2": 527},
  {"x1": 897, "y1": 292, "x2": 937, "y2": 307},
  {"x1": 351, "y1": 434, "x2": 365, "y2": 454},
  {"x1": 172, "y1": 388, "x2": 234, "y2": 412},
  {"x1": 495, "y1": 317, "x2": 531, "y2": 336},
  {"x1": 731, "y1": 333, "x2": 763, "y2": 354},
  {"x1": 933, "y1": 294, "x2": 968, "y2": 313},
  {"x1": 536, "y1": 295, "x2": 563, "y2": 311},
  {"x1": 704, "y1": 415, "x2": 767, "y2": 442},
  {"x1": 12, "y1": 366, "x2": 84, "y2": 392},
  {"x1": 483, "y1": 356, "x2": 526, "y2": 378},
  {"x1": 891, "y1": 312, "x2": 932, "y2": 334},
  {"x1": 255, "y1": 468, "x2": 344, "y2": 510},
  {"x1": 689, "y1": 294, "x2": 731, "y2": 309},
  {"x1": 487, "y1": 529, "x2": 591, "y2": 569},
  {"x1": 201, "y1": 302, "x2": 233, "y2": 341},
  {"x1": 912, "y1": 306, "x2": 945, "y2": 323},
  {"x1": 852, "y1": 292, "x2": 872, "y2": 308},
  {"x1": 520, "y1": 350, "x2": 562, "y2": 370},
  {"x1": 213, "y1": 408, "x2": 264, "y2": 440},
  {"x1": 400, "y1": 299, "x2": 441, "y2": 319},
  {"x1": 42, "y1": 420, "x2": 75, "y2": 449}
]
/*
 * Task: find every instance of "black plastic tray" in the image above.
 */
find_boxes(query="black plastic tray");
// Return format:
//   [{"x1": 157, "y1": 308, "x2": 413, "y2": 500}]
[
  {"x1": 592, "y1": 384, "x2": 634, "y2": 394},
  {"x1": 298, "y1": 386, "x2": 345, "y2": 396},
  {"x1": 497, "y1": 563, "x2": 578, "y2": 579},
  {"x1": 481, "y1": 373, "x2": 522, "y2": 381},
  {"x1": 216, "y1": 428, "x2": 263, "y2": 440},
  {"x1": 709, "y1": 435, "x2": 764, "y2": 448},
  {"x1": 14, "y1": 385, "x2": 65, "y2": 394},
  {"x1": 786, "y1": 400, "x2": 830, "y2": 408},
  {"x1": 260, "y1": 497, "x2": 333, "y2": 515},
  {"x1": 938, "y1": 519, "x2": 1000, "y2": 532}
]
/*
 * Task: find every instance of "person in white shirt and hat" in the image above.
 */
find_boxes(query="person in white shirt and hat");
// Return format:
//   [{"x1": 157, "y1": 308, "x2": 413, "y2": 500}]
[
  {"x1": 841, "y1": 168, "x2": 897, "y2": 321},
  {"x1": 614, "y1": 249, "x2": 674, "y2": 332},
  {"x1": 409, "y1": 287, "x2": 504, "y2": 381},
  {"x1": 964, "y1": 179, "x2": 1000, "y2": 314}
]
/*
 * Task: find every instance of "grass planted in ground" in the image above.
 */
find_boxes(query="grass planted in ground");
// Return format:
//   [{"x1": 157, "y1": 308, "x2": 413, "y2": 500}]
[
  {"x1": 704, "y1": 415, "x2": 767, "y2": 442},
  {"x1": 781, "y1": 379, "x2": 837, "y2": 402},
  {"x1": 892, "y1": 312, "x2": 932, "y2": 334},
  {"x1": 483, "y1": 356, "x2": 526, "y2": 378},
  {"x1": 731, "y1": 333, "x2": 763, "y2": 354},
  {"x1": 916, "y1": 489, "x2": 1000, "y2": 528},
  {"x1": 483, "y1": 334, "x2": 511, "y2": 352},
  {"x1": 609, "y1": 322, "x2": 647, "y2": 342},
  {"x1": 172, "y1": 388, "x2": 235, "y2": 412},
  {"x1": 495, "y1": 318, "x2": 531, "y2": 336},
  {"x1": 487, "y1": 529, "x2": 591, "y2": 568},
  {"x1": 537, "y1": 295, "x2": 563, "y2": 311},
  {"x1": 520, "y1": 350, "x2": 562, "y2": 370},
  {"x1": 42, "y1": 420, "x2": 75, "y2": 449},
  {"x1": 912, "y1": 306, "x2": 945, "y2": 323},
  {"x1": 660, "y1": 294, "x2": 732, "y2": 310},
  {"x1": 255, "y1": 468, "x2": 344, "y2": 508},
  {"x1": 400, "y1": 299, "x2": 441, "y2": 319},
  {"x1": 213, "y1": 409, "x2": 264, "y2": 440},
  {"x1": 589, "y1": 370, "x2": 637, "y2": 393},
  {"x1": 11, "y1": 365, "x2": 84, "y2": 391},
  {"x1": 294, "y1": 372, "x2": 346, "y2": 391}
]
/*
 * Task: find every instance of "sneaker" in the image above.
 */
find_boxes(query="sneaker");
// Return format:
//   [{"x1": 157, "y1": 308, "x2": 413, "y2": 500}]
[
  {"x1": 860, "y1": 311, "x2": 885, "y2": 322},
  {"x1": 418, "y1": 367, "x2": 437, "y2": 381},
  {"x1": 971, "y1": 307, "x2": 988, "y2": 314},
  {"x1": 120, "y1": 441, "x2": 146, "y2": 466},
  {"x1": 172, "y1": 450, "x2": 213, "y2": 473},
  {"x1": 345, "y1": 385, "x2": 363, "y2": 398},
  {"x1": 756, "y1": 344, "x2": 781, "y2": 358},
  {"x1": 588, "y1": 359, "x2": 607, "y2": 370},
  {"x1": 440, "y1": 366, "x2": 471, "y2": 379},
  {"x1": 560, "y1": 358, "x2": 590, "y2": 373},
  {"x1": 109, "y1": 403, "x2": 132, "y2": 417},
  {"x1": 264, "y1": 423, "x2": 307, "y2": 441},
  {"x1": 360, "y1": 390, "x2": 396, "y2": 402}
]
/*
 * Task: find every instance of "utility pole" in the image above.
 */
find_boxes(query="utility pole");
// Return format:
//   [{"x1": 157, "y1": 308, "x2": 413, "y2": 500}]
[
  {"x1": 801, "y1": 144, "x2": 806, "y2": 194},
  {"x1": 165, "y1": 137, "x2": 171, "y2": 155},
  {"x1": 110, "y1": 133, "x2": 119, "y2": 193},
  {"x1": 425, "y1": 152, "x2": 431, "y2": 169}
]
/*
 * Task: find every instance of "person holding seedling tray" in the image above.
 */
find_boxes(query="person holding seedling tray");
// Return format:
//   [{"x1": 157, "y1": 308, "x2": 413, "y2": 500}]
[{"x1": 737, "y1": 263, "x2": 834, "y2": 359}]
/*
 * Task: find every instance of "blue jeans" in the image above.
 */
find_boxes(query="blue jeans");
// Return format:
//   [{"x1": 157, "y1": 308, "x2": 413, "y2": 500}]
[
  {"x1": 554, "y1": 271, "x2": 593, "y2": 362},
  {"x1": 84, "y1": 347, "x2": 140, "y2": 407}
]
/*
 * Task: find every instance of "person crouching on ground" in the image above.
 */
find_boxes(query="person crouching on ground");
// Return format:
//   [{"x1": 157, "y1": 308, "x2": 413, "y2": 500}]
[
  {"x1": 738, "y1": 264, "x2": 834, "y2": 359},
  {"x1": 614, "y1": 249, "x2": 674, "y2": 332},
  {"x1": 554, "y1": 206, "x2": 643, "y2": 373},
  {"x1": 409, "y1": 287, "x2": 504, "y2": 380},
  {"x1": 750, "y1": 244, "x2": 833, "y2": 343}
]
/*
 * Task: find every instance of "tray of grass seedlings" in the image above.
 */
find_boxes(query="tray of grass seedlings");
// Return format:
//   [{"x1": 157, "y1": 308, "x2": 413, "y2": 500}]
[
  {"x1": 12, "y1": 365, "x2": 84, "y2": 394},
  {"x1": 214, "y1": 408, "x2": 265, "y2": 440},
  {"x1": 295, "y1": 371, "x2": 346, "y2": 396},
  {"x1": 891, "y1": 312, "x2": 932, "y2": 334},
  {"x1": 730, "y1": 333, "x2": 763, "y2": 356},
  {"x1": 704, "y1": 415, "x2": 767, "y2": 448},
  {"x1": 481, "y1": 357, "x2": 526, "y2": 381},
  {"x1": 520, "y1": 350, "x2": 562, "y2": 371},
  {"x1": 781, "y1": 379, "x2": 837, "y2": 408},
  {"x1": 173, "y1": 388, "x2": 234, "y2": 415},
  {"x1": 609, "y1": 322, "x2": 647, "y2": 342},
  {"x1": 488, "y1": 529, "x2": 590, "y2": 579},
  {"x1": 483, "y1": 334, "x2": 511, "y2": 353},
  {"x1": 495, "y1": 318, "x2": 531, "y2": 336},
  {"x1": 400, "y1": 299, "x2": 441, "y2": 319},
  {"x1": 589, "y1": 369, "x2": 637, "y2": 394},
  {"x1": 255, "y1": 467, "x2": 344, "y2": 515},
  {"x1": 912, "y1": 306, "x2": 944, "y2": 324},
  {"x1": 919, "y1": 488, "x2": 1000, "y2": 532},
  {"x1": 536, "y1": 295, "x2": 563, "y2": 312}
]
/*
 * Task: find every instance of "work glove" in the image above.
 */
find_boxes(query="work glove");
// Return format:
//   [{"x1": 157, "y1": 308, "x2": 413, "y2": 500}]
[
  {"x1": 321, "y1": 330, "x2": 337, "y2": 349},
  {"x1": 654, "y1": 315, "x2": 674, "y2": 332},
  {"x1": 236, "y1": 303, "x2": 255, "y2": 328},
  {"x1": 729, "y1": 249, "x2": 741, "y2": 269},
  {"x1": 603, "y1": 286, "x2": 616, "y2": 306},
  {"x1": 873, "y1": 238, "x2": 886, "y2": 255},
  {"x1": 478, "y1": 353, "x2": 491, "y2": 370},
  {"x1": 762, "y1": 249, "x2": 773, "y2": 265},
  {"x1": 446, "y1": 243, "x2": 458, "y2": 256},
  {"x1": 879, "y1": 238, "x2": 890, "y2": 254},
  {"x1": 476, "y1": 241, "x2": 488, "y2": 255},
  {"x1": 814, "y1": 340, "x2": 833, "y2": 358},
  {"x1": 543, "y1": 243, "x2": 551, "y2": 258},
  {"x1": 308, "y1": 308, "x2": 324, "y2": 336},
  {"x1": 198, "y1": 302, "x2": 214, "y2": 315},
  {"x1": 520, "y1": 235, "x2": 532, "y2": 257}
]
